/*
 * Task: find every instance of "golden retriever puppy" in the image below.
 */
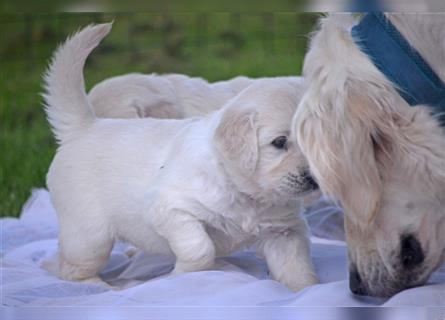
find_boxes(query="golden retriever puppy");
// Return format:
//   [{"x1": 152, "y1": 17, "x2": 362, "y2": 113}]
[
  {"x1": 293, "y1": 13, "x2": 445, "y2": 297},
  {"x1": 42, "y1": 23, "x2": 319, "y2": 291},
  {"x1": 88, "y1": 73, "x2": 301, "y2": 120},
  {"x1": 88, "y1": 73, "x2": 253, "y2": 119}
]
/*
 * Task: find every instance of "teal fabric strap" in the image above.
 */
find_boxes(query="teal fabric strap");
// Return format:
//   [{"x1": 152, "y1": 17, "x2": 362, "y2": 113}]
[{"x1": 351, "y1": 13, "x2": 445, "y2": 126}]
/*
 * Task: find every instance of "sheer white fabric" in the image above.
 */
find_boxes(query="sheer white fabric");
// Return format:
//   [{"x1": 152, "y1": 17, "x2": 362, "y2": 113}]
[{"x1": 2, "y1": 189, "x2": 444, "y2": 306}]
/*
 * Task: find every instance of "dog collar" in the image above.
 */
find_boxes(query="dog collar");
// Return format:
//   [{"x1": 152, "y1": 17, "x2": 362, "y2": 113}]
[{"x1": 351, "y1": 13, "x2": 445, "y2": 126}]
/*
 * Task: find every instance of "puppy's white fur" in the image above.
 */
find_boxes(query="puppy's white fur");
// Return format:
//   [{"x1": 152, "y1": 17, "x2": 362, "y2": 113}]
[
  {"x1": 294, "y1": 14, "x2": 445, "y2": 297},
  {"x1": 88, "y1": 73, "x2": 251, "y2": 119},
  {"x1": 43, "y1": 23, "x2": 318, "y2": 291},
  {"x1": 88, "y1": 72, "x2": 301, "y2": 119}
]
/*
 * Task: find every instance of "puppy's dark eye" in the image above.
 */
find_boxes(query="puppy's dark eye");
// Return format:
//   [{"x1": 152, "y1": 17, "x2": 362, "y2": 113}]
[
  {"x1": 400, "y1": 235, "x2": 424, "y2": 269},
  {"x1": 271, "y1": 136, "x2": 288, "y2": 150}
]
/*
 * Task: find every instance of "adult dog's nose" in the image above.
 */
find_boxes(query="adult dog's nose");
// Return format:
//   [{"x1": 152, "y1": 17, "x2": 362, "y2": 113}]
[{"x1": 349, "y1": 268, "x2": 367, "y2": 296}]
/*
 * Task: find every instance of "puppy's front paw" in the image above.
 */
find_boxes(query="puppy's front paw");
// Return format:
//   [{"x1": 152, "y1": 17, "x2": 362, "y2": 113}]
[
  {"x1": 172, "y1": 254, "x2": 215, "y2": 274},
  {"x1": 80, "y1": 276, "x2": 121, "y2": 290},
  {"x1": 281, "y1": 273, "x2": 319, "y2": 292}
]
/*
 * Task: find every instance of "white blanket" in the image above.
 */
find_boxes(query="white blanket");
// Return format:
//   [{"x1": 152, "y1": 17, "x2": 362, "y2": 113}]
[{"x1": 2, "y1": 189, "x2": 444, "y2": 307}]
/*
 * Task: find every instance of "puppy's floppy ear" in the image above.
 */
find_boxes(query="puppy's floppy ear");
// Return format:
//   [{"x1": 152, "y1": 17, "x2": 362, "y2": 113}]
[
  {"x1": 294, "y1": 85, "x2": 394, "y2": 230},
  {"x1": 214, "y1": 105, "x2": 258, "y2": 174}
]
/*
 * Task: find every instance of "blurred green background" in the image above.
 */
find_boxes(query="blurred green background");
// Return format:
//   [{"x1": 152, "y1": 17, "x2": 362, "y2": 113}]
[{"x1": 0, "y1": 12, "x2": 318, "y2": 217}]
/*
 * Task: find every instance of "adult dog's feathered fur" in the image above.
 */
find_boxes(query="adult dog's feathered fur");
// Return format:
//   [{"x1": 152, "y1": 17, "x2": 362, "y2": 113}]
[
  {"x1": 293, "y1": 14, "x2": 445, "y2": 297},
  {"x1": 43, "y1": 23, "x2": 319, "y2": 291}
]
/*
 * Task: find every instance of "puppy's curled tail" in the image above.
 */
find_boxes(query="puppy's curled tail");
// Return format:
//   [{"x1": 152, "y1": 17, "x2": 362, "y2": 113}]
[{"x1": 43, "y1": 23, "x2": 112, "y2": 143}]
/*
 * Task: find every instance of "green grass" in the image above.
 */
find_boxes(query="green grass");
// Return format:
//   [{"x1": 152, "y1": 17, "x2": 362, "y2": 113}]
[{"x1": 0, "y1": 12, "x2": 318, "y2": 217}]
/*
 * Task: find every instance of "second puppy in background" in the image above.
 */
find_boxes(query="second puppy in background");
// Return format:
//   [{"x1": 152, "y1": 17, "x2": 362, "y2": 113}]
[
  {"x1": 88, "y1": 73, "x2": 252, "y2": 119},
  {"x1": 88, "y1": 72, "x2": 301, "y2": 119},
  {"x1": 44, "y1": 23, "x2": 319, "y2": 291}
]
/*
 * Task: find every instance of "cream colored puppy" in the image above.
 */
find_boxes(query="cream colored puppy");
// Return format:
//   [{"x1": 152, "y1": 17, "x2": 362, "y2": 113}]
[
  {"x1": 88, "y1": 73, "x2": 300, "y2": 120},
  {"x1": 88, "y1": 73, "x2": 253, "y2": 119},
  {"x1": 43, "y1": 23, "x2": 319, "y2": 291},
  {"x1": 294, "y1": 14, "x2": 445, "y2": 297}
]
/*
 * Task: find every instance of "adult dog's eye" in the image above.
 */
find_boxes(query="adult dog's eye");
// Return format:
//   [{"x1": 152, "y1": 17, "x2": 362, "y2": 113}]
[
  {"x1": 400, "y1": 235, "x2": 424, "y2": 268},
  {"x1": 271, "y1": 136, "x2": 288, "y2": 150}
]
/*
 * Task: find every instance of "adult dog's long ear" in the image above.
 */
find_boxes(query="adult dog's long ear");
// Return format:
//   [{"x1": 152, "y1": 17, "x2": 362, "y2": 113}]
[
  {"x1": 214, "y1": 105, "x2": 258, "y2": 174},
  {"x1": 294, "y1": 85, "x2": 394, "y2": 230},
  {"x1": 293, "y1": 14, "x2": 402, "y2": 230}
]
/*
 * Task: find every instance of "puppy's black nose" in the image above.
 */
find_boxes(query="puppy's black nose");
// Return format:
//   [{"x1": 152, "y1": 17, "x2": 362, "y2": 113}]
[
  {"x1": 301, "y1": 169, "x2": 319, "y2": 191},
  {"x1": 305, "y1": 174, "x2": 319, "y2": 190},
  {"x1": 349, "y1": 268, "x2": 367, "y2": 296}
]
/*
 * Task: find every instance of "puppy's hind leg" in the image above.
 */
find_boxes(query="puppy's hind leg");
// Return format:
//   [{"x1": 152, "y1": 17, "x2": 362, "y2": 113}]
[
  {"x1": 154, "y1": 210, "x2": 216, "y2": 274},
  {"x1": 57, "y1": 218, "x2": 114, "y2": 282}
]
